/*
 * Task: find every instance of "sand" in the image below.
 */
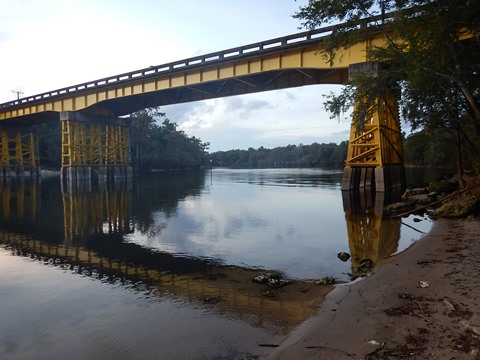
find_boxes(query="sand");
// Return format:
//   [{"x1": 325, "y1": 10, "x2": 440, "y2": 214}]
[{"x1": 261, "y1": 218, "x2": 480, "y2": 359}]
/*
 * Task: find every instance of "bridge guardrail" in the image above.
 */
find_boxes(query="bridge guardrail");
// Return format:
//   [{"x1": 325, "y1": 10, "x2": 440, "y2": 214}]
[{"x1": 0, "y1": 12, "x2": 393, "y2": 111}]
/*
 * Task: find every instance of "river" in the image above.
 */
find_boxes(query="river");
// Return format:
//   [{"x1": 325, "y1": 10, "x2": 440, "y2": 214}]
[{"x1": 0, "y1": 168, "x2": 433, "y2": 359}]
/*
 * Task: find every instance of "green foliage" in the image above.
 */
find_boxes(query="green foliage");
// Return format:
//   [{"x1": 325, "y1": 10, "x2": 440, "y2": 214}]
[
  {"x1": 403, "y1": 122, "x2": 480, "y2": 171},
  {"x1": 36, "y1": 122, "x2": 61, "y2": 169},
  {"x1": 210, "y1": 142, "x2": 348, "y2": 168},
  {"x1": 403, "y1": 129, "x2": 456, "y2": 167},
  {"x1": 294, "y1": 0, "x2": 480, "y2": 172},
  {"x1": 128, "y1": 109, "x2": 210, "y2": 171}
]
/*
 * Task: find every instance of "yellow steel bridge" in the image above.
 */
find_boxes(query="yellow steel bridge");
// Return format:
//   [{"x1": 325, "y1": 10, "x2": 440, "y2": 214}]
[{"x1": 0, "y1": 13, "x2": 404, "y2": 191}]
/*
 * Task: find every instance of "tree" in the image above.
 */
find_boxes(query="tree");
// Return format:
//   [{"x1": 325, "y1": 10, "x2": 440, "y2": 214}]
[
  {"x1": 294, "y1": 0, "x2": 480, "y2": 179},
  {"x1": 210, "y1": 142, "x2": 348, "y2": 168},
  {"x1": 37, "y1": 122, "x2": 61, "y2": 169},
  {"x1": 128, "y1": 109, "x2": 209, "y2": 171}
]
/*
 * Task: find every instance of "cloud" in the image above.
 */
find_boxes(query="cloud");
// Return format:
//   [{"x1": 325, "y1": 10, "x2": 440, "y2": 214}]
[
  {"x1": 284, "y1": 91, "x2": 298, "y2": 101},
  {"x1": 165, "y1": 85, "x2": 350, "y2": 151},
  {"x1": 171, "y1": 94, "x2": 277, "y2": 133},
  {"x1": 0, "y1": 31, "x2": 11, "y2": 44},
  {"x1": 224, "y1": 97, "x2": 275, "y2": 120}
]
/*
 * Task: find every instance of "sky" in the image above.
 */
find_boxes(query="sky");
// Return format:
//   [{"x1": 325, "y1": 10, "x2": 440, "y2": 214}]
[{"x1": 0, "y1": 0, "x2": 352, "y2": 152}]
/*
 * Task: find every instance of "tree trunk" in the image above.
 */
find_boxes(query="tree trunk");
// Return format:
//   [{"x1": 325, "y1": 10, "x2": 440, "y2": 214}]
[
  {"x1": 456, "y1": 125, "x2": 466, "y2": 189},
  {"x1": 457, "y1": 79, "x2": 480, "y2": 121}
]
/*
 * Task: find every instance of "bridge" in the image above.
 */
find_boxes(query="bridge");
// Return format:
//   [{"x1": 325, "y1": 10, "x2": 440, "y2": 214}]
[{"x1": 0, "y1": 14, "x2": 404, "y2": 191}]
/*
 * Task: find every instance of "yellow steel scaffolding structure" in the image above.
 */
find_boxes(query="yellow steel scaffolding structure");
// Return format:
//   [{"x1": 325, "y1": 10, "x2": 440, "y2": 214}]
[
  {"x1": 342, "y1": 89, "x2": 404, "y2": 192},
  {"x1": 0, "y1": 127, "x2": 39, "y2": 177},
  {"x1": 60, "y1": 111, "x2": 132, "y2": 184}
]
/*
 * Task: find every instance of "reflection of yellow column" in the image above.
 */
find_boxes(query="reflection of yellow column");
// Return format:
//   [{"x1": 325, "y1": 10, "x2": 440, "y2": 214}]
[
  {"x1": 1, "y1": 181, "x2": 11, "y2": 221},
  {"x1": 346, "y1": 213, "x2": 401, "y2": 267},
  {"x1": 342, "y1": 190, "x2": 401, "y2": 276},
  {"x1": 62, "y1": 191, "x2": 105, "y2": 241},
  {"x1": 105, "y1": 188, "x2": 131, "y2": 233},
  {"x1": 62, "y1": 186, "x2": 131, "y2": 241},
  {"x1": 0, "y1": 178, "x2": 40, "y2": 222}
]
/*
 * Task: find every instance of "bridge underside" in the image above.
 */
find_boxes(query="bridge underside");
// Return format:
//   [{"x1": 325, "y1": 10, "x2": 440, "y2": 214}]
[
  {"x1": 0, "y1": 68, "x2": 349, "y2": 127},
  {"x1": 94, "y1": 68, "x2": 348, "y2": 117}
]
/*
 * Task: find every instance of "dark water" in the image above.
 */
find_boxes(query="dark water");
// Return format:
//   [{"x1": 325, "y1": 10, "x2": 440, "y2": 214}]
[{"x1": 0, "y1": 168, "x2": 433, "y2": 360}]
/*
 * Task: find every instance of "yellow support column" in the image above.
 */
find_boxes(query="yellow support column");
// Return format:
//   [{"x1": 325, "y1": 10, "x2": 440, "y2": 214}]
[
  {"x1": 61, "y1": 119, "x2": 75, "y2": 182},
  {"x1": 61, "y1": 111, "x2": 132, "y2": 186},
  {"x1": 61, "y1": 120, "x2": 72, "y2": 167},
  {"x1": 0, "y1": 129, "x2": 9, "y2": 177},
  {"x1": 105, "y1": 124, "x2": 132, "y2": 180},
  {"x1": 0, "y1": 127, "x2": 40, "y2": 178},
  {"x1": 342, "y1": 63, "x2": 404, "y2": 192},
  {"x1": 21, "y1": 130, "x2": 39, "y2": 176},
  {"x1": 73, "y1": 121, "x2": 89, "y2": 181},
  {"x1": 88, "y1": 122, "x2": 107, "y2": 182},
  {"x1": 13, "y1": 131, "x2": 24, "y2": 176},
  {"x1": 61, "y1": 116, "x2": 95, "y2": 191}
]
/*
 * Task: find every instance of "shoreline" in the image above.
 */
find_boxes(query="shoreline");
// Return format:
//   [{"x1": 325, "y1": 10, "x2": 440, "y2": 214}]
[{"x1": 261, "y1": 217, "x2": 480, "y2": 359}]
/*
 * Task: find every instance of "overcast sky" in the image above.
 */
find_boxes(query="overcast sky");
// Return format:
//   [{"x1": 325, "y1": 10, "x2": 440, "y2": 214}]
[{"x1": 0, "y1": 0, "x2": 351, "y2": 152}]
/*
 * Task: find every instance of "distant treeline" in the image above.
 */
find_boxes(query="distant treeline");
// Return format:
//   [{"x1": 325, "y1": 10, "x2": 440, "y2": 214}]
[{"x1": 210, "y1": 142, "x2": 348, "y2": 168}]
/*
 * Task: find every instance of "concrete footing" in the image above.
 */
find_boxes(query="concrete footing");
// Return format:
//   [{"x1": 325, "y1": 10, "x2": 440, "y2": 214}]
[
  {"x1": 0, "y1": 166, "x2": 41, "y2": 178},
  {"x1": 61, "y1": 166, "x2": 133, "y2": 191},
  {"x1": 341, "y1": 166, "x2": 405, "y2": 192}
]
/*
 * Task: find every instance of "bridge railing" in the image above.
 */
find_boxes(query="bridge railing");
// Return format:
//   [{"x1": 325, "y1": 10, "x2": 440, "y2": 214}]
[{"x1": 0, "y1": 12, "x2": 394, "y2": 111}]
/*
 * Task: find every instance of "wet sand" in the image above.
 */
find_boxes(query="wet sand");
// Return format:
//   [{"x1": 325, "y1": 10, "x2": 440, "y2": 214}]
[{"x1": 261, "y1": 218, "x2": 480, "y2": 359}]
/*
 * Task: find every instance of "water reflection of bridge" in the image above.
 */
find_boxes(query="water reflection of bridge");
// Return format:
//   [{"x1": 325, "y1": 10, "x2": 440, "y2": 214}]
[
  {"x1": 0, "y1": 177, "x2": 39, "y2": 222},
  {"x1": 342, "y1": 190, "x2": 402, "y2": 272},
  {"x1": 62, "y1": 181, "x2": 133, "y2": 241},
  {"x1": 0, "y1": 175, "x2": 407, "y2": 329},
  {"x1": 0, "y1": 177, "x2": 328, "y2": 330}
]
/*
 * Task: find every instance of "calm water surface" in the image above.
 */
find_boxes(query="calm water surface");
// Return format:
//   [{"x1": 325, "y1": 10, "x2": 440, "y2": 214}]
[{"x1": 0, "y1": 168, "x2": 432, "y2": 359}]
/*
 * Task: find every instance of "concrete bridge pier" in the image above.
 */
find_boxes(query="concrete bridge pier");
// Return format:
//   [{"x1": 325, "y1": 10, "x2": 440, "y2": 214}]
[
  {"x1": 60, "y1": 111, "x2": 132, "y2": 186},
  {"x1": 341, "y1": 62, "x2": 405, "y2": 193},
  {"x1": 342, "y1": 166, "x2": 405, "y2": 192}
]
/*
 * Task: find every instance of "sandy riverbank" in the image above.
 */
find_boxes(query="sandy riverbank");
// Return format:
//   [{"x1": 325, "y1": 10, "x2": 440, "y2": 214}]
[{"x1": 261, "y1": 218, "x2": 480, "y2": 359}]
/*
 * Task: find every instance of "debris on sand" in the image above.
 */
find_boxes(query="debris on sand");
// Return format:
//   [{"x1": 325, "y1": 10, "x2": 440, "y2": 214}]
[{"x1": 252, "y1": 272, "x2": 293, "y2": 288}]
